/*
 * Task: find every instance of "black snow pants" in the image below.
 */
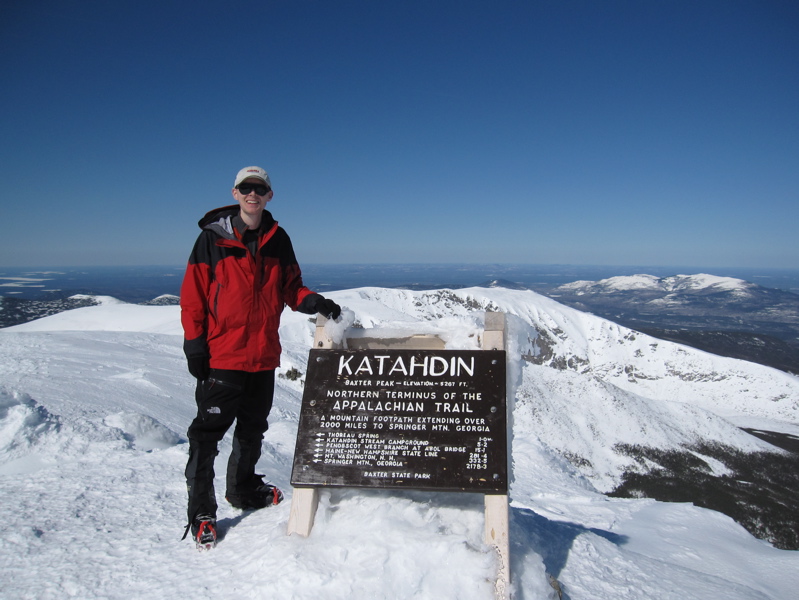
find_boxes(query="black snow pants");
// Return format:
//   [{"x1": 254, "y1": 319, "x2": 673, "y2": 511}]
[{"x1": 184, "y1": 369, "x2": 275, "y2": 523}]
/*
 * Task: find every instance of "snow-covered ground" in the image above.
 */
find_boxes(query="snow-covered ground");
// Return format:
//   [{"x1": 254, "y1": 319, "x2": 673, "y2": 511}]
[{"x1": 1, "y1": 287, "x2": 797, "y2": 599}]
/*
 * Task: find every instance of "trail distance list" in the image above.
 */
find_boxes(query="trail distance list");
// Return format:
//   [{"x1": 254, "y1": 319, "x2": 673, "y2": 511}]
[{"x1": 291, "y1": 349, "x2": 508, "y2": 493}]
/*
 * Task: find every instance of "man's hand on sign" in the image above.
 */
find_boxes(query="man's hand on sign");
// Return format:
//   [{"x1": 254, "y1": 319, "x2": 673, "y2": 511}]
[{"x1": 314, "y1": 296, "x2": 342, "y2": 320}]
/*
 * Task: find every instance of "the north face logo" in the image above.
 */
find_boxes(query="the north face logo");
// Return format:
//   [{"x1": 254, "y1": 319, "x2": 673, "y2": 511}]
[{"x1": 207, "y1": 406, "x2": 221, "y2": 414}]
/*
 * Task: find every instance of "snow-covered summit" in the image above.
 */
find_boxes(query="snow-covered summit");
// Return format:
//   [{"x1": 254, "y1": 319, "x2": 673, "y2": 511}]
[
  {"x1": 1, "y1": 286, "x2": 798, "y2": 599},
  {"x1": 7, "y1": 285, "x2": 798, "y2": 469},
  {"x1": 6, "y1": 300, "x2": 182, "y2": 334},
  {"x1": 69, "y1": 293, "x2": 127, "y2": 305},
  {"x1": 327, "y1": 287, "x2": 798, "y2": 484},
  {"x1": 143, "y1": 294, "x2": 181, "y2": 306},
  {"x1": 557, "y1": 273, "x2": 751, "y2": 295}
]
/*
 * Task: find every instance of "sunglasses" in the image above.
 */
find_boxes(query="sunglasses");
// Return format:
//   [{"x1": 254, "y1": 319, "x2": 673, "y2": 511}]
[{"x1": 237, "y1": 183, "x2": 270, "y2": 196}]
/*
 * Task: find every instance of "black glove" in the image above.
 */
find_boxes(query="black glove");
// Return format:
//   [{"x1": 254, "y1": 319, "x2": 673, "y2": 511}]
[
  {"x1": 187, "y1": 356, "x2": 210, "y2": 381},
  {"x1": 315, "y1": 296, "x2": 341, "y2": 320}
]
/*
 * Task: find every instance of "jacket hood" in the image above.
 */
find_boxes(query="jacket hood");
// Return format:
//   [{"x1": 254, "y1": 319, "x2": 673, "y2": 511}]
[{"x1": 197, "y1": 205, "x2": 276, "y2": 238}]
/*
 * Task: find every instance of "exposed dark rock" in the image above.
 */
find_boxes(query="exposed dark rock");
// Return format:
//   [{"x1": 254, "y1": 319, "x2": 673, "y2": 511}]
[{"x1": 609, "y1": 437, "x2": 799, "y2": 550}]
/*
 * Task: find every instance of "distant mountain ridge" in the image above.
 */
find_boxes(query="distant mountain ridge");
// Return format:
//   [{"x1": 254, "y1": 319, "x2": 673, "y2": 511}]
[
  {"x1": 552, "y1": 273, "x2": 799, "y2": 310},
  {"x1": 558, "y1": 273, "x2": 752, "y2": 293},
  {"x1": 0, "y1": 295, "x2": 101, "y2": 328},
  {"x1": 550, "y1": 274, "x2": 799, "y2": 323},
  {"x1": 3, "y1": 273, "x2": 798, "y2": 373},
  {"x1": 542, "y1": 273, "x2": 799, "y2": 374},
  {"x1": 0, "y1": 294, "x2": 180, "y2": 328}
]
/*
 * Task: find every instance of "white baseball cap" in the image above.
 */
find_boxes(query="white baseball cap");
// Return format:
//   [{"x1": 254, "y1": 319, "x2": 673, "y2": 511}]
[{"x1": 234, "y1": 166, "x2": 272, "y2": 189}]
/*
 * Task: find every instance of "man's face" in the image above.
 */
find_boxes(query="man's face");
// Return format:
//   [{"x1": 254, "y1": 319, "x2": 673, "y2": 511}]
[{"x1": 232, "y1": 177, "x2": 273, "y2": 216}]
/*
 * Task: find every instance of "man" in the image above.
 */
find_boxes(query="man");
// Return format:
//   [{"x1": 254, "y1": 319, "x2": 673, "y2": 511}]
[{"x1": 180, "y1": 166, "x2": 341, "y2": 549}]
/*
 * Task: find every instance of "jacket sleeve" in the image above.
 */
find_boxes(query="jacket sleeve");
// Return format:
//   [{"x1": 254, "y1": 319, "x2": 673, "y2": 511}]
[{"x1": 180, "y1": 234, "x2": 212, "y2": 359}]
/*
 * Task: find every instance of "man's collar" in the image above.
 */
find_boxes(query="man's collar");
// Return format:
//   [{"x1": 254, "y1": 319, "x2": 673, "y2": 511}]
[{"x1": 232, "y1": 214, "x2": 255, "y2": 236}]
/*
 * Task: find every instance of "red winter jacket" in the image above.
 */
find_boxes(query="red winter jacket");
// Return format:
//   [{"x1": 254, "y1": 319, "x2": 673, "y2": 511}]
[{"x1": 180, "y1": 205, "x2": 318, "y2": 372}]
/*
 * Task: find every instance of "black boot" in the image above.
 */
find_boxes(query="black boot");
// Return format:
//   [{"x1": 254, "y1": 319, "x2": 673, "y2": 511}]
[
  {"x1": 225, "y1": 436, "x2": 284, "y2": 509},
  {"x1": 188, "y1": 514, "x2": 217, "y2": 551},
  {"x1": 226, "y1": 479, "x2": 283, "y2": 509}
]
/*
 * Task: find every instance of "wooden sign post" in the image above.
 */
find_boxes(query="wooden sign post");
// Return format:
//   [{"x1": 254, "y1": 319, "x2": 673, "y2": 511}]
[
  {"x1": 287, "y1": 312, "x2": 511, "y2": 598},
  {"x1": 482, "y1": 311, "x2": 510, "y2": 598}
]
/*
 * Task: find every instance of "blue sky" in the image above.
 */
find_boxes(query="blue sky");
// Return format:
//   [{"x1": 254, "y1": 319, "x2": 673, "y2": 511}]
[{"x1": 1, "y1": 0, "x2": 797, "y2": 269}]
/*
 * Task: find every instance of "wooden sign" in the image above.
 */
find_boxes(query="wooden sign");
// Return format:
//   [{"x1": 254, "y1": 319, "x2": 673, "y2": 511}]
[{"x1": 290, "y1": 348, "x2": 508, "y2": 493}]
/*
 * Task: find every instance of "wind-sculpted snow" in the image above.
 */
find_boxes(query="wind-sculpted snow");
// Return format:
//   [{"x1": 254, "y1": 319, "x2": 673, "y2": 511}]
[
  {"x1": 1, "y1": 287, "x2": 798, "y2": 599},
  {"x1": 104, "y1": 411, "x2": 182, "y2": 451},
  {"x1": 514, "y1": 366, "x2": 774, "y2": 491},
  {"x1": 0, "y1": 389, "x2": 63, "y2": 474},
  {"x1": 0, "y1": 388, "x2": 141, "y2": 476}
]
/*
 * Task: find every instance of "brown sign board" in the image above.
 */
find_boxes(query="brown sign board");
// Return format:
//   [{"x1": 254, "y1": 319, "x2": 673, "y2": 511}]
[{"x1": 290, "y1": 348, "x2": 508, "y2": 493}]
